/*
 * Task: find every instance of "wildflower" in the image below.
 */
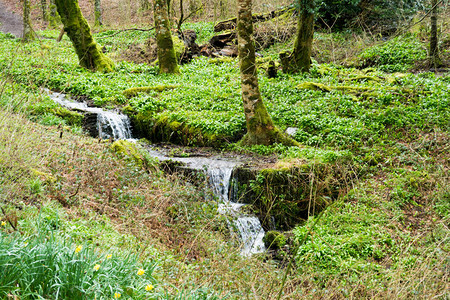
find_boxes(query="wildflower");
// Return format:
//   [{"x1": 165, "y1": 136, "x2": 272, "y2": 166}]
[
  {"x1": 93, "y1": 264, "x2": 100, "y2": 271},
  {"x1": 137, "y1": 268, "x2": 145, "y2": 276},
  {"x1": 1, "y1": 221, "x2": 6, "y2": 226},
  {"x1": 106, "y1": 254, "x2": 112, "y2": 259},
  {"x1": 145, "y1": 284, "x2": 154, "y2": 291},
  {"x1": 114, "y1": 292, "x2": 121, "y2": 298},
  {"x1": 75, "y1": 245, "x2": 83, "y2": 253}
]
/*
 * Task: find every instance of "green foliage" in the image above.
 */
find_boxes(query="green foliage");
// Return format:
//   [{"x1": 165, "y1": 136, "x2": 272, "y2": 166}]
[
  {"x1": 0, "y1": 227, "x2": 157, "y2": 299},
  {"x1": 358, "y1": 35, "x2": 427, "y2": 72},
  {"x1": 293, "y1": 200, "x2": 394, "y2": 273}
]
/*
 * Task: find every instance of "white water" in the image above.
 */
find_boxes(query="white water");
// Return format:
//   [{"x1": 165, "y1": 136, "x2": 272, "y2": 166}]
[
  {"x1": 45, "y1": 89, "x2": 132, "y2": 140},
  {"x1": 146, "y1": 148, "x2": 266, "y2": 255},
  {"x1": 46, "y1": 89, "x2": 265, "y2": 255}
]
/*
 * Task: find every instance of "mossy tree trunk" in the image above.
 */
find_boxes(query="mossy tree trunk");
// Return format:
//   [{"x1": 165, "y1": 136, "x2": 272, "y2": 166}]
[
  {"x1": 154, "y1": 0, "x2": 180, "y2": 74},
  {"x1": 23, "y1": 0, "x2": 34, "y2": 42},
  {"x1": 49, "y1": 0, "x2": 60, "y2": 28},
  {"x1": 94, "y1": 0, "x2": 102, "y2": 26},
  {"x1": 429, "y1": 0, "x2": 441, "y2": 68},
  {"x1": 280, "y1": 0, "x2": 314, "y2": 73},
  {"x1": 237, "y1": 0, "x2": 298, "y2": 146},
  {"x1": 41, "y1": 0, "x2": 48, "y2": 21},
  {"x1": 54, "y1": 0, "x2": 114, "y2": 72}
]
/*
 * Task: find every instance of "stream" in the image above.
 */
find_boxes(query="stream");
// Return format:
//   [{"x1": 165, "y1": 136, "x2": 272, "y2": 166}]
[{"x1": 46, "y1": 89, "x2": 266, "y2": 256}]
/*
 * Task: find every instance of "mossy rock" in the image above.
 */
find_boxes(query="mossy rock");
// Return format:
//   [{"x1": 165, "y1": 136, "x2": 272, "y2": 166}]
[
  {"x1": 110, "y1": 140, "x2": 146, "y2": 167},
  {"x1": 232, "y1": 161, "x2": 353, "y2": 230},
  {"x1": 129, "y1": 111, "x2": 232, "y2": 147},
  {"x1": 51, "y1": 107, "x2": 83, "y2": 126},
  {"x1": 263, "y1": 231, "x2": 286, "y2": 250}
]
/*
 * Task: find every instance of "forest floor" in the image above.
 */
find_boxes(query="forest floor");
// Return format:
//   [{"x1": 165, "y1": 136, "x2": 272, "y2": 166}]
[{"x1": 0, "y1": 2, "x2": 449, "y2": 299}]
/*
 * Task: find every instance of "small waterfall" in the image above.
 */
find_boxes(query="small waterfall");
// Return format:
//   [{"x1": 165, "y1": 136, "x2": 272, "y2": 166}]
[
  {"x1": 97, "y1": 111, "x2": 132, "y2": 140},
  {"x1": 45, "y1": 88, "x2": 265, "y2": 255},
  {"x1": 145, "y1": 147, "x2": 266, "y2": 255},
  {"x1": 45, "y1": 89, "x2": 132, "y2": 140},
  {"x1": 207, "y1": 166, "x2": 266, "y2": 256}
]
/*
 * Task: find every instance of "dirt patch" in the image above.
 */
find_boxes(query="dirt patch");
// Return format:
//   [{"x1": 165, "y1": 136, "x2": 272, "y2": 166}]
[
  {"x1": 117, "y1": 38, "x2": 158, "y2": 65},
  {"x1": 0, "y1": 0, "x2": 23, "y2": 37}
]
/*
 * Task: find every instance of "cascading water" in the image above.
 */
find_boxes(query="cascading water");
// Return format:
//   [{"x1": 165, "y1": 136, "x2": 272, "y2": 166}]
[
  {"x1": 45, "y1": 89, "x2": 132, "y2": 140},
  {"x1": 46, "y1": 88, "x2": 265, "y2": 255},
  {"x1": 208, "y1": 166, "x2": 265, "y2": 255},
  {"x1": 146, "y1": 148, "x2": 266, "y2": 256}
]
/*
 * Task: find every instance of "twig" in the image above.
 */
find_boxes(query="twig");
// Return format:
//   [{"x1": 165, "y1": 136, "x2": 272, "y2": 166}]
[{"x1": 1, "y1": 206, "x2": 17, "y2": 231}]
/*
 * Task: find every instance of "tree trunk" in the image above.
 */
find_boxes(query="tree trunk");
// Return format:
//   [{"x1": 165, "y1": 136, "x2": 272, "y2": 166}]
[
  {"x1": 94, "y1": 0, "x2": 103, "y2": 26},
  {"x1": 280, "y1": 0, "x2": 314, "y2": 73},
  {"x1": 54, "y1": 0, "x2": 114, "y2": 72},
  {"x1": 23, "y1": 0, "x2": 34, "y2": 42},
  {"x1": 237, "y1": 0, "x2": 298, "y2": 146},
  {"x1": 429, "y1": 0, "x2": 441, "y2": 67},
  {"x1": 154, "y1": 0, "x2": 180, "y2": 74},
  {"x1": 41, "y1": 0, "x2": 48, "y2": 21},
  {"x1": 49, "y1": 0, "x2": 60, "y2": 28}
]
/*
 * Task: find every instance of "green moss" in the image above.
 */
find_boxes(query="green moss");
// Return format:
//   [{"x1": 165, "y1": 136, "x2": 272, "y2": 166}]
[
  {"x1": 297, "y1": 82, "x2": 332, "y2": 92},
  {"x1": 172, "y1": 35, "x2": 185, "y2": 62},
  {"x1": 110, "y1": 140, "x2": 145, "y2": 167},
  {"x1": 263, "y1": 231, "x2": 286, "y2": 250},
  {"x1": 123, "y1": 85, "x2": 177, "y2": 98},
  {"x1": 52, "y1": 107, "x2": 83, "y2": 126}
]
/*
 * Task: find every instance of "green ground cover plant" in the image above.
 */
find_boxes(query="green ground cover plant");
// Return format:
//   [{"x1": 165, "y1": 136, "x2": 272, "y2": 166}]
[{"x1": 0, "y1": 20, "x2": 448, "y2": 299}]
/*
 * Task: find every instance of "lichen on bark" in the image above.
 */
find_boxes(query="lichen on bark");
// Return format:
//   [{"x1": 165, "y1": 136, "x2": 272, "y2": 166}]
[
  {"x1": 23, "y1": 0, "x2": 34, "y2": 42},
  {"x1": 154, "y1": 0, "x2": 180, "y2": 74},
  {"x1": 54, "y1": 0, "x2": 114, "y2": 72},
  {"x1": 237, "y1": 0, "x2": 298, "y2": 146}
]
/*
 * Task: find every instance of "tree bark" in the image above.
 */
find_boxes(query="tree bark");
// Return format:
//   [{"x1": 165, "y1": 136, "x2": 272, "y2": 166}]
[
  {"x1": 54, "y1": 0, "x2": 114, "y2": 72},
  {"x1": 237, "y1": 0, "x2": 298, "y2": 146},
  {"x1": 49, "y1": 0, "x2": 60, "y2": 28},
  {"x1": 23, "y1": 0, "x2": 34, "y2": 42},
  {"x1": 280, "y1": 0, "x2": 314, "y2": 73},
  {"x1": 94, "y1": 0, "x2": 103, "y2": 26},
  {"x1": 154, "y1": 0, "x2": 180, "y2": 74},
  {"x1": 429, "y1": 0, "x2": 441, "y2": 67},
  {"x1": 41, "y1": 0, "x2": 48, "y2": 21}
]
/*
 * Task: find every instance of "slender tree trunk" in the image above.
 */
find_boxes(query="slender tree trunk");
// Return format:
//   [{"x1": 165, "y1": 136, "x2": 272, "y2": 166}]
[
  {"x1": 41, "y1": 0, "x2": 48, "y2": 21},
  {"x1": 49, "y1": 0, "x2": 60, "y2": 28},
  {"x1": 23, "y1": 0, "x2": 34, "y2": 42},
  {"x1": 280, "y1": 0, "x2": 314, "y2": 73},
  {"x1": 154, "y1": 0, "x2": 179, "y2": 74},
  {"x1": 54, "y1": 0, "x2": 114, "y2": 72},
  {"x1": 237, "y1": 0, "x2": 298, "y2": 146},
  {"x1": 94, "y1": 0, "x2": 103, "y2": 26},
  {"x1": 429, "y1": 0, "x2": 441, "y2": 67}
]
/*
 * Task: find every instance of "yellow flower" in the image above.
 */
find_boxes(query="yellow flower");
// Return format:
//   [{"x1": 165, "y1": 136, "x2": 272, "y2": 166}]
[
  {"x1": 114, "y1": 292, "x2": 121, "y2": 298},
  {"x1": 145, "y1": 284, "x2": 154, "y2": 291},
  {"x1": 137, "y1": 268, "x2": 145, "y2": 276},
  {"x1": 93, "y1": 264, "x2": 100, "y2": 271},
  {"x1": 1, "y1": 221, "x2": 6, "y2": 226},
  {"x1": 106, "y1": 254, "x2": 112, "y2": 259},
  {"x1": 75, "y1": 245, "x2": 83, "y2": 253}
]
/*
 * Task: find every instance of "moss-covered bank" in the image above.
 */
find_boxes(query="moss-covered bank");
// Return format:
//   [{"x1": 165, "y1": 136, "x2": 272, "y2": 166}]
[{"x1": 232, "y1": 160, "x2": 355, "y2": 230}]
